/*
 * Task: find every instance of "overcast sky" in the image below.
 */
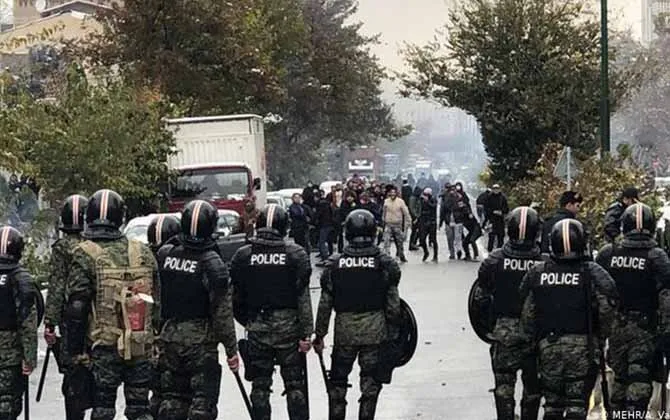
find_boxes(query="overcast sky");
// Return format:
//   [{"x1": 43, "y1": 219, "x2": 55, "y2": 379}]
[{"x1": 356, "y1": 0, "x2": 642, "y2": 73}]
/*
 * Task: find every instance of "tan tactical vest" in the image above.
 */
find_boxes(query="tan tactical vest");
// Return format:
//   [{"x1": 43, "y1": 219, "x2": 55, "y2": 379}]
[{"x1": 78, "y1": 240, "x2": 154, "y2": 360}]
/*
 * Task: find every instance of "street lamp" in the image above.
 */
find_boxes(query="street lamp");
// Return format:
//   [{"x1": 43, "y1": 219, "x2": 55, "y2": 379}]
[{"x1": 600, "y1": 0, "x2": 610, "y2": 153}]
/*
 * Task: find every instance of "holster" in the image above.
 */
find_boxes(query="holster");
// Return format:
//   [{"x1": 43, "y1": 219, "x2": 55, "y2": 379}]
[{"x1": 238, "y1": 339, "x2": 253, "y2": 381}]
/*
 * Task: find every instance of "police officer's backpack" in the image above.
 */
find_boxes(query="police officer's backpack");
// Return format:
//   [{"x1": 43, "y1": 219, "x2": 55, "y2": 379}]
[{"x1": 77, "y1": 240, "x2": 154, "y2": 360}]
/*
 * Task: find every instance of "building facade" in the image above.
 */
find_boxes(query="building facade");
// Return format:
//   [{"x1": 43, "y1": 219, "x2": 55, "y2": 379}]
[
  {"x1": 642, "y1": 0, "x2": 670, "y2": 43},
  {"x1": 12, "y1": 0, "x2": 118, "y2": 26}
]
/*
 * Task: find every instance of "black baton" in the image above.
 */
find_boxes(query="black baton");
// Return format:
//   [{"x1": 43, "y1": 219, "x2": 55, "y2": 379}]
[
  {"x1": 36, "y1": 347, "x2": 50, "y2": 402},
  {"x1": 24, "y1": 375, "x2": 29, "y2": 420},
  {"x1": 317, "y1": 351, "x2": 331, "y2": 392},
  {"x1": 233, "y1": 371, "x2": 253, "y2": 419}
]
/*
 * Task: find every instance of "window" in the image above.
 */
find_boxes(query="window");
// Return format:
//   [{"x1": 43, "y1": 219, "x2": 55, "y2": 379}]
[{"x1": 172, "y1": 168, "x2": 250, "y2": 200}]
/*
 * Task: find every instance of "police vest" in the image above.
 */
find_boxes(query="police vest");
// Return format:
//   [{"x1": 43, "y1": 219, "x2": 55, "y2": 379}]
[
  {"x1": 532, "y1": 262, "x2": 589, "y2": 338},
  {"x1": 78, "y1": 240, "x2": 154, "y2": 360},
  {"x1": 494, "y1": 256, "x2": 540, "y2": 317},
  {"x1": 0, "y1": 269, "x2": 17, "y2": 331},
  {"x1": 332, "y1": 255, "x2": 386, "y2": 313},
  {"x1": 244, "y1": 246, "x2": 297, "y2": 312},
  {"x1": 159, "y1": 248, "x2": 210, "y2": 322},
  {"x1": 608, "y1": 246, "x2": 656, "y2": 316}
]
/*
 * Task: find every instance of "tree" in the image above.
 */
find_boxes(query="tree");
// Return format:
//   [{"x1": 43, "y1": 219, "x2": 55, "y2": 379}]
[
  {"x1": 508, "y1": 143, "x2": 660, "y2": 248},
  {"x1": 0, "y1": 64, "x2": 176, "y2": 217},
  {"x1": 71, "y1": 0, "x2": 409, "y2": 186},
  {"x1": 399, "y1": 0, "x2": 630, "y2": 183}
]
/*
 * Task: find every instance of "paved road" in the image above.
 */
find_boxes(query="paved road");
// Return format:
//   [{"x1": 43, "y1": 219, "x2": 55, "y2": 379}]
[{"x1": 30, "y1": 234, "x2": 500, "y2": 419}]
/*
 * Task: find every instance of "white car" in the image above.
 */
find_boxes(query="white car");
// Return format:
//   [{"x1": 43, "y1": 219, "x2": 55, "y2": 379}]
[{"x1": 123, "y1": 210, "x2": 241, "y2": 243}]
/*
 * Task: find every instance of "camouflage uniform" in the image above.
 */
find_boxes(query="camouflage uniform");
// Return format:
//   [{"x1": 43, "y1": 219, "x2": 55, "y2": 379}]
[
  {"x1": 315, "y1": 246, "x2": 402, "y2": 420},
  {"x1": 45, "y1": 234, "x2": 82, "y2": 328},
  {"x1": 475, "y1": 243, "x2": 544, "y2": 420},
  {"x1": 157, "y1": 243, "x2": 238, "y2": 420},
  {"x1": 67, "y1": 235, "x2": 159, "y2": 420},
  {"x1": 596, "y1": 237, "x2": 670, "y2": 416},
  {"x1": 0, "y1": 260, "x2": 38, "y2": 420},
  {"x1": 230, "y1": 232, "x2": 314, "y2": 420},
  {"x1": 44, "y1": 233, "x2": 84, "y2": 420},
  {"x1": 520, "y1": 260, "x2": 618, "y2": 420}
]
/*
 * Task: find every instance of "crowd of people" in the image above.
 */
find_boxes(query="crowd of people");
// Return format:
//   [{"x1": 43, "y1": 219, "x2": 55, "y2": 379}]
[{"x1": 286, "y1": 174, "x2": 511, "y2": 265}]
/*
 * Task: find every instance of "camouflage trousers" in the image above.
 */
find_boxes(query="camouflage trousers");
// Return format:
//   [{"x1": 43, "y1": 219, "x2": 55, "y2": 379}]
[
  {"x1": 158, "y1": 341, "x2": 221, "y2": 420},
  {"x1": 490, "y1": 342, "x2": 541, "y2": 420},
  {"x1": 537, "y1": 335, "x2": 598, "y2": 420},
  {"x1": 149, "y1": 350, "x2": 161, "y2": 419},
  {"x1": 328, "y1": 345, "x2": 382, "y2": 420},
  {"x1": 90, "y1": 346, "x2": 152, "y2": 420},
  {"x1": 246, "y1": 335, "x2": 308, "y2": 420},
  {"x1": 608, "y1": 318, "x2": 655, "y2": 414},
  {"x1": 0, "y1": 365, "x2": 23, "y2": 420}
]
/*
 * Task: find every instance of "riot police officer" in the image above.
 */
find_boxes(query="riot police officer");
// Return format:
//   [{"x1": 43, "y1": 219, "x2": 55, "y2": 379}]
[
  {"x1": 520, "y1": 219, "x2": 618, "y2": 420},
  {"x1": 147, "y1": 214, "x2": 180, "y2": 254},
  {"x1": 230, "y1": 203, "x2": 313, "y2": 420},
  {"x1": 145, "y1": 213, "x2": 180, "y2": 418},
  {"x1": 595, "y1": 203, "x2": 670, "y2": 416},
  {"x1": 157, "y1": 199, "x2": 239, "y2": 419},
  {"x1": 65, "y1": 189, "x2": 158, "y2": 420},
  {"x1": 0, "y1": 225, "x2": 42, "y2": 420},
  {"x1": 44, "y1": 194, "x2": 87, "y2": 420},
  {"x1": 473, "y1": 206, "x2": 543, "y2": 420},
  {"x1": 313, "y1": 209, "x2": 403, "y2": 420}
]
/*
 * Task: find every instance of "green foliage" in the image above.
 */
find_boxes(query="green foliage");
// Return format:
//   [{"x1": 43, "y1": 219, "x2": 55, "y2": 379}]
[
  {"x1": 69, "y1": 0, "x2": 409, "y2": 185},
  {"x1": 0, "y1": 64, "x2": 176, "y2": 216},
  {"x1": 399, "y1": 0, "x2": 632, "y2": 183},
  {"x1": 507, "y1": 143, "x2": 660, "y2": 248}
]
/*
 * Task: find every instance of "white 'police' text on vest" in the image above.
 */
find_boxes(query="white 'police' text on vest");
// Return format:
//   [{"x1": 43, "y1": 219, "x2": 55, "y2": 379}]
[
  {"x1": 339, "y1": 257, "x2": 375, "y2": 268},
  {"x1": 0, "y1": 275, "x2": 6, "y2": 285},
  {"x1": 163, "y1": 257, "x2": 198, "y2": 273},
  {"x1": 610, "y1": 256, "x2": 646, "y2": 270},
  {"x1": 250, "y1": 253, "x2": 287, "y2": 265},
  {"x1": 540, "y1": 272, "x2": 580, "y2": 286},
  {"x1": 503, "y1": 258, "x2": 536, "y2": 271}
]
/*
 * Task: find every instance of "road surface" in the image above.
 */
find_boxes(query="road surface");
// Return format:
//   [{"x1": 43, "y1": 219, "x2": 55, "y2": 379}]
[{"x1": 27, "y1": 233, "x2": 608, "y2": 419}]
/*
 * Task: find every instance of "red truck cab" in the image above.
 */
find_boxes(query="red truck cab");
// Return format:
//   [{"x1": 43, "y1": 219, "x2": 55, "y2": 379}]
[{"x1": 167, "y1": 162, "x2": 261, "y2": 214}]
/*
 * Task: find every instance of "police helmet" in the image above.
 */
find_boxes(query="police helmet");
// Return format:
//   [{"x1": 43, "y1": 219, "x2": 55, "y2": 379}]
[
  {"x1": 550, "y1": 219, "x2": 586, "y2": 261},
  {"x1": 256, "y1": 204, "x2": 289, "y2": 237},
  {"x1": 147, "y1": 214, "x2": 180, "y2": 247},
  {"x1": 181, "y1": 200, "x2": 218, "y2": 244},
  {"x1": 86, "y1": 189, "x2": 125, "y2": 229},
  {"x1": 621, "y1": 203, "x2": 655, "y2": 236},
  {"x1": 0, "y1": 226, "x2": 24, "y2": 262},
  {"x1": 60, "y1": 194, "x2": 88, "y2": 233},
  {"x1": 507, "y1": 206, "x2": 540, "y2": 246},
  {"x1": 344, "y1": 209, "x2": 377, "y2": 244}
]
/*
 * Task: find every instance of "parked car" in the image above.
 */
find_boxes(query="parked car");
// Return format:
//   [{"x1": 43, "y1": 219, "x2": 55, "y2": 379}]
[{"x1": 122, "y1": 210, "x2": 246, "y2": 262}]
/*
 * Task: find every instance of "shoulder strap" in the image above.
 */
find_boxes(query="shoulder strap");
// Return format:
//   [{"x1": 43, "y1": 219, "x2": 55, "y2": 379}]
[
  {"x1": 78, "y1": 241, "x2": 105, "y2": 260},
  {"x1": 127, "y1": 240, "x2": 144, "y2": 267}
]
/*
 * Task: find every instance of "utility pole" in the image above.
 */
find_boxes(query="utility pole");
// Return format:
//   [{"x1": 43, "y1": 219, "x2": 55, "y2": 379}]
[{"x1": 600, "y1": 0, "x2": 610, "y2": 153}]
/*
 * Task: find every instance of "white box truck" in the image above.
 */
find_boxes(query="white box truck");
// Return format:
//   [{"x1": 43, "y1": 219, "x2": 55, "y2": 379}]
[{"x1": 165, "y1": 114, "x2": 267, "y2": 215}]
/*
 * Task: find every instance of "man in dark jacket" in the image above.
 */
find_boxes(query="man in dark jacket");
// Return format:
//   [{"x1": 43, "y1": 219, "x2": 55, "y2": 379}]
[
  {"x1": 409, "y1": 186, "x2": 423, "y2": 251},
  {"x1": 540, "y1": 191, "x2": 584, "y2": 254},
  {"x1": 476, "y1": 188, "x2": 491, "y2": 229},
  {"x1": 302, "y1": 181, "x2": 315, "y2": 208},
  {"x1": 316, "y1": 194, "x2": 335, "y2": 265},
  {"x1": 604, "y1": 186, "x2": 639, "y2": 243},
  {"x1": 485, "y1": 184, "x2": 509, "y2": 252},
  {"x1": 419, "y1": 188, "x2": 438, "y2": 262},
  {"x1": 439, "y1": 183, "x2": 457, "y2": 259},
  {"x1": 401, "y1": 179, "x2": 412, "y2": 204},
  {"x1": 289, "y1": 193, "x2": 311, "y2": 252}
]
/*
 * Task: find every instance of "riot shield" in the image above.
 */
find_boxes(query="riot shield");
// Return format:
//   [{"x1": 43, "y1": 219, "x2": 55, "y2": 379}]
[
  {"x1": 395, "y1": 298, "x2": 418, "y2": 367},
  {"x1": 467, "y1": 278, "x2": 495, "y2": 344}
]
